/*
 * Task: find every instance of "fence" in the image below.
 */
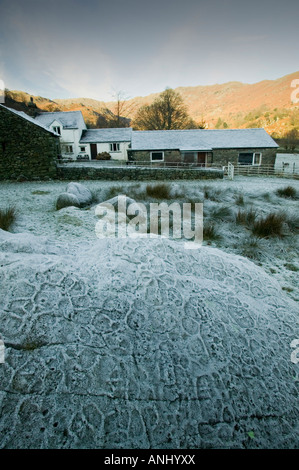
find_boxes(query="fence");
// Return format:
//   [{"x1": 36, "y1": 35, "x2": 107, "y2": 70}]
[{"x1": 231, "y1": 164, "x2": 299, "y2": 179}]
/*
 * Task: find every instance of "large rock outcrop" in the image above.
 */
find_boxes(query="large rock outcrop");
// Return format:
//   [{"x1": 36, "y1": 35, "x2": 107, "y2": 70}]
[{"x1": 0, "y1": 231, "x2": 298, "y2": 448}]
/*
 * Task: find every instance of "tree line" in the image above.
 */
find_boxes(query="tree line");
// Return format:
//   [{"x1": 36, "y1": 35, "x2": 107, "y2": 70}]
[{"x1": 96, "y1": 88, "x2": 206, "y2": 130}]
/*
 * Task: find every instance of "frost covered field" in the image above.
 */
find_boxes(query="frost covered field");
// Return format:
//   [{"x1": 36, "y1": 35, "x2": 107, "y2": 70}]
[{"x1": 0, "y1": 176, "x2": 298, "y2": 449}]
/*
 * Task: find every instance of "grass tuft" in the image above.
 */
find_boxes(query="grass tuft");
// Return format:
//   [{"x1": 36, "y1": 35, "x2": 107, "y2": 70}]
[
  {"x1": 276, "y1": 186, "x2": 297, "y2": 199},
  {"x1": 0, "y1": 206, "x2": 17, "y2": 231},
  {"x1": 210, "y1": 205, "x2": 233, "y2": 221},
  {"x1": 203, "y1": 222, "x2": 220, "y2": 241},
  {"x1": 240, "y1": 236, "x2": 262, "y2": 260},
  {"x1": 105, "y1": 185, "x2": 125, "y2": 200},
  {"x1": 146, "y1": 183, "x2": 171, "y2": 199},
  {"x1": 235, "y1": 193, "x2": 245, "y2": 206},
  {"x1": 203, "y1": 186, "x2": 223, "y2": 201},
  {"x1": 235, "y1": 208, "x2": 257, "y2": 227},
  {"x1": 252, "y1": 212, "x2": 286, "y2": 238}
]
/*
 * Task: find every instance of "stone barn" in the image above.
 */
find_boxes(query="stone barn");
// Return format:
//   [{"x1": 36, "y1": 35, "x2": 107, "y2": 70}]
[
  {"x1": 128, "y1": 128, "x2": 279, "y2": 167},
  {"x1": 0, "y1": 104, "x2": 60, "y2": 180}
]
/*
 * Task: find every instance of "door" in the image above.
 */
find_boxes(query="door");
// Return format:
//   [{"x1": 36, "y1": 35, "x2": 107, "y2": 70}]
[
  {"x1": 90, "y1": 143, "x2": 97, "y2": 160},
  {"x1": 197, "y1": 152, "x2": 206, "y2": 167}
]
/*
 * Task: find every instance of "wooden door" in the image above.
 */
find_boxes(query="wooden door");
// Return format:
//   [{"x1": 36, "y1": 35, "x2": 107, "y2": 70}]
[
  {"x1": 90, "y1": 144, "x2": 97, "y2": 160},
  {"x1": 197, "y1": 152, "x2": 206, "y2": 167}
]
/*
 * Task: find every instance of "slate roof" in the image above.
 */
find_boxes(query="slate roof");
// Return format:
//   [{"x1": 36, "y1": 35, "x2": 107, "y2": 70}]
[
  {"x1": 35, "y1": 111, "x2": 86, "y2": 130},
  {"x1": 131, "y1": 129, "x2": 279, "y2": 151},
  {"x1": 0, "y1": 105, "x2": 60, "y2": 136},
  {"x1": 80, "y1": 128, "x2": 132, "y2": 143}
]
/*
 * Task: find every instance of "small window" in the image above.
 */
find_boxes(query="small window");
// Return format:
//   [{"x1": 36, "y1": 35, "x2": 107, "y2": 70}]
[
  {"x1": 53, "y1": 126, "x2": 61, "y2": 135},
  {"x1": 151, "y1": 151, "x2": 164, "y2": 162},
  {"x1": 66, "y1": 145, "x2": 73, "y2": 154},
  {"x1": 238, "y1": 152, "x2": 254, "y2": 165},
  {"x1": 183, "y1": 152, "x2": 195, "y2": 163},
  {"x1": 110, "y1": 143, "x2": 120, "y2": 152},
  {"x1": 80, "y1": 146, "x2": 86, "y2": 152}
]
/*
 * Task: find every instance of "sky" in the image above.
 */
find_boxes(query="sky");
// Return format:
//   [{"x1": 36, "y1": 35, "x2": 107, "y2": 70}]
[{"x1": 0, "y1": 0, "x2": 298, "y2": 101}]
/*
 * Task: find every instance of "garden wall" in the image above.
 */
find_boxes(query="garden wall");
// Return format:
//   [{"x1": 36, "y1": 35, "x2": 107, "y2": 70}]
[{"x1": 57, "y1": 165, "x2": 224, "y2": 181}]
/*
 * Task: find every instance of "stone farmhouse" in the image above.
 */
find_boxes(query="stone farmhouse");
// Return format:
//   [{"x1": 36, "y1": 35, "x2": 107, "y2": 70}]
[
  {"x1": 34, "y1": 111, "x2": 87, "y2": 160},
  {"x1": 0, "y1": 105, "x2": 280, "y2": 180},
  {"x1": 33, "y1": 110, "x2": 279, "y2": 167}
]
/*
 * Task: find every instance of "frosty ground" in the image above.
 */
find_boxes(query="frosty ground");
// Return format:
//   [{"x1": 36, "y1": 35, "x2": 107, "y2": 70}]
[
  {"x1": 1, "y1": 176, "x2": 299, "y2": 300},
  {"x1": 0, "y1": 175, "x2": 298, "y2": 449}
]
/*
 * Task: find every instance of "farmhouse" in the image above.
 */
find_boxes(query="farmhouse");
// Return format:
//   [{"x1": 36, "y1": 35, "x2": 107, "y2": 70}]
[
  {"x1": 34, "y1": 111, "x2": 87, "y2": 160},
  {"x1": 128, "y1": 128, "x2": 279, "y2": 167},
  {"x1": 0, "y1": 104, "x2": 59, "y2": 180},
  {"x1": 80, "y1": 127, "x2": 132, "y2": 161}
]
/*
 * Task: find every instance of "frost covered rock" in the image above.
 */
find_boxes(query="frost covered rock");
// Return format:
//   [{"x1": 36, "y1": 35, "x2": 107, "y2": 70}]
[
  {"x1": 0, "y1": 232, "x2": 298, "y2": 449},
  {"x1": 66, "y1": 182, "x2": 92, "y2": 207},
  {"x1": 56, "y1": 192, "x2": 80, "y2": 210}
]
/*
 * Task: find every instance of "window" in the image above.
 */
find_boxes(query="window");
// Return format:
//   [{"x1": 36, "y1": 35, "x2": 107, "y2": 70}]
[
  {"x1": 65, "y1": 145, "x2": 73, "y2": 154},
  {"x1": 110, "y1": 143, "x2": 120, "y2": 152},
  {"x1": 238, "y1": 152, "x2": 262, "y2": 165},
  {"x1": 53, "y1": 126, "x2": 61, "y2": 135},
  {"x1": 80, "y1": 146, "x2": 86, "y2": 152},
  {"x1": 151, "y1": 151, "x2": 164, "y2": 162},
  {"x1": 253, "y1": 152, "x2": 262, "y2": 165},
  {"x1": 183, "y1": 152, "x2": 196, "y2": 163}
]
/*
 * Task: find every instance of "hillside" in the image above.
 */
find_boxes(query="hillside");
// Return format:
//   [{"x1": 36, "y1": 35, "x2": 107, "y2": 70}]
[{"x1": 4, "y1": 71, "x2": 299, "y2": 137}]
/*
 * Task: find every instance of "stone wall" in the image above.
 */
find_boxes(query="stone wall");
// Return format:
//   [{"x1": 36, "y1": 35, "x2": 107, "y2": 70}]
[
  {"x1": 0, "y1": 106, "x2": 59, "y2": 180},
  {"x1": 57, "y1": 165, "x2": 224, "y2": 181},
  {"x1": 212, "y1": 148, "x2": 276, "y2": 167}
]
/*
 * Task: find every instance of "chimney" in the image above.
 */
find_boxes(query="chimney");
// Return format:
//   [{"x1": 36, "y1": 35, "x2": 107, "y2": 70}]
[{"x1": 27, "y1": 96, "x2": 38, "y2": 117}]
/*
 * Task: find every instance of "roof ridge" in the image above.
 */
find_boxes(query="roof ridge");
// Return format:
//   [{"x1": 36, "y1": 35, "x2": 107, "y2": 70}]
[{"x1": 0, "y1": 104, "x2": 59, "y2": 136}]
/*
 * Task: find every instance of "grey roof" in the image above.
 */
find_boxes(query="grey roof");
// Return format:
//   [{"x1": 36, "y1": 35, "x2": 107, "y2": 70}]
[
  {"x1": 35, "y1": 111, "x2": 86, "y2": 129},
  {"x1": 80, "y1": 128, "x2": 132, "y2": 143},
  {"x1": 0, "y1": 105, "x2": 59, "y2": 136},
  {"x1": 131, "y1": 129, "x2": 279, "y2": 151}
]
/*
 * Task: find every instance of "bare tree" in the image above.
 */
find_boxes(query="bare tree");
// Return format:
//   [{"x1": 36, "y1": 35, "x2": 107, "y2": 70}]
[{"x1": 109, "y1": 89, "x2": 137, "y2": 127}]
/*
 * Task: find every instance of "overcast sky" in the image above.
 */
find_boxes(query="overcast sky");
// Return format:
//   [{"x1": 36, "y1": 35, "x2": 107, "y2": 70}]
[{"x1": 0, "y1": 0, "x2": 298, "y2": 101}]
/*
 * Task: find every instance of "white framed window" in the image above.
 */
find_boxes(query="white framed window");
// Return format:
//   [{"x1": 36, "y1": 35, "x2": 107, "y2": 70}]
[
  {"x1": 53, "y1": 126, "x2": 61, "y2": 135},
  {"x1": 253, "y1": 152, "x2": 262, "y2": 165},
  {"x1": 110, "y1": 143, "x2": 120, "y2": 152},
  {"x1": 65, "y1": 145, "x2": 73, "y2": 154},
  {"x1": 80, "y1": 146, "x2": 86, "y2": 152},
  {"x1": 151, "y1": 151, "x2": 164, "y2": 162},
  {"x1": 238, "y1": 152, "x2": 262, "y2": 165}
]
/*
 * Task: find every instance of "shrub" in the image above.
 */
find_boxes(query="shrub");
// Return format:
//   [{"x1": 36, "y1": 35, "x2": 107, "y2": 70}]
[
  {"x1": 252, "y1": 212, "x2": 286, "y2": 238},
  {"x1": 146, "y1": 183, "x2": 171, "y2": 199},
  {"x1": 96, "y1": 152, "x2": 111, "y2": 160},
  {"x1": 0, "y1": 206, "x2": 17, "y2": 231},
  {"x1": 276, "y1": 186, "x2": 297, "y2": 199}
]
